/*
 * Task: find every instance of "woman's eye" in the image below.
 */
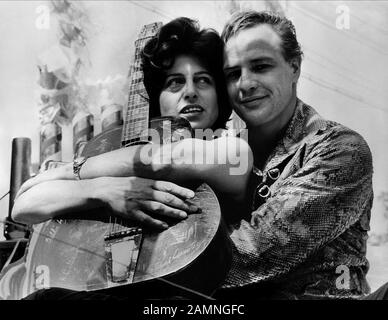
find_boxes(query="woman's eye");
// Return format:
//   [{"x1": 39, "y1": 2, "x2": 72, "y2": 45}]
[
  {"x1": 165, "y1": 78, "x2": 184, "y2": 90},
  {"x1": 196, "y1": 76, "x2": 212, "y2": 86}
]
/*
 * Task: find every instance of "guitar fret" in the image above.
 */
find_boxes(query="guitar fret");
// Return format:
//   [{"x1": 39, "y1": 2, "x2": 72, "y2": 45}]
[{"x1": 122, "y1": 22, "x2": 162, "y2": 145}]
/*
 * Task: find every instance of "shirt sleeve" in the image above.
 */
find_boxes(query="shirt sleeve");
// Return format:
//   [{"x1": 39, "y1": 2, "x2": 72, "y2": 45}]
[{"x1": 228, "y1": 126, "x2": 373, "y2": 283}]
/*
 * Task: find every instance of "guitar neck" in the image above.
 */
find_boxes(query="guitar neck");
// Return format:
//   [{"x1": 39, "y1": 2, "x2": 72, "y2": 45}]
[{"x1": 121, "y1": 22, "x2": 162, "y2": 147}]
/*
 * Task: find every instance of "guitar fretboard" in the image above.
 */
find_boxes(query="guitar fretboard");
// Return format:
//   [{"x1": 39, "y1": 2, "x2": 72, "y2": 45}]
[{"x1": 121, "y1": 22, "x2": 163, "y2": 147}]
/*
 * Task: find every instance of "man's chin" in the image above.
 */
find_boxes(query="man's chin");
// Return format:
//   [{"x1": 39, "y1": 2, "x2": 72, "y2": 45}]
[{"x1": 237, "y1": 107, "x2": 271, "y2": 127}]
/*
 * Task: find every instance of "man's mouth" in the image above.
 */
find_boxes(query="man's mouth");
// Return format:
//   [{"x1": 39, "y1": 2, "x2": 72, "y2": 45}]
[
  {"x1": 180, "y1": 105, "x2": 204, "y2": 114},
  {"x1": 240, "y1": 95, "x2": 268, "y2": 104}
]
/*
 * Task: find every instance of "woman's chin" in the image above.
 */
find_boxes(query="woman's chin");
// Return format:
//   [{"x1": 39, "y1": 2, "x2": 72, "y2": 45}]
[
  {"x1": 179, "y1": 115, "x2": 199, "y2": 128},
  {"x1": 188, "y1": 120, "x2": 206, "y2": 130}
]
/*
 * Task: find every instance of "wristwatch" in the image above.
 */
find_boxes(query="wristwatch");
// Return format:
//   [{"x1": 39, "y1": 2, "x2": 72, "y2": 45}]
[{"x1": 73, "y1": 156, "x2": 88, "y2": 180}]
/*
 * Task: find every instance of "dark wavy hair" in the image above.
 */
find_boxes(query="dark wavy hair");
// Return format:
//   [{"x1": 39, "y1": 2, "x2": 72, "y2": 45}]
[
  {"x1": 141, "y1": 17, "x2": 232, "y2": 130},
  {"x1": 222, "y1": 11, "x2": 303, "y2": 64}
]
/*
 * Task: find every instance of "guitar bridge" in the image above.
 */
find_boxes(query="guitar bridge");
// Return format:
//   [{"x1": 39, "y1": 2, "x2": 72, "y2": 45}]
[{"x1": 104, "y1": 227, "x2": 142, "y2": 284}]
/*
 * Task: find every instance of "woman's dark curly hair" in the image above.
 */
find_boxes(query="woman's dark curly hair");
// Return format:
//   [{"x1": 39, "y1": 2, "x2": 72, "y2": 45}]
[{"x1": 141, "y1": 17, "x2": 232, "y2": 130}]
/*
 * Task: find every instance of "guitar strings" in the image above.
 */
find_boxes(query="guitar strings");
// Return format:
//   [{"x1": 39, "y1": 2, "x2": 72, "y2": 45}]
[
  {"x1": 0, "y1": 217, "x2": 215, "y2": 300},
  {"x1": 0, "y1": 191, "x2": 10, "y2": 202}
]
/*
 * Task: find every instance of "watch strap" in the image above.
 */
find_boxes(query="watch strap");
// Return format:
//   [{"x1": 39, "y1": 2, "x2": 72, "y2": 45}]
[{"x1": 73, "y1": 156, "x2": 88, "y2": 180}]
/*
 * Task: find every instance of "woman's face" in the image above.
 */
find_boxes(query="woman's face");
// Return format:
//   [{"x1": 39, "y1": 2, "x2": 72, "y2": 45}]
[{"x1": 159, "y1": 55, "x2": 219, "y2": 129}]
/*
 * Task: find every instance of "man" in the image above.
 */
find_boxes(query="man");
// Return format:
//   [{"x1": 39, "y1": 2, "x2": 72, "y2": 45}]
[{"x1": 214, "y1": 11, "x2": 373, "y2": 300}]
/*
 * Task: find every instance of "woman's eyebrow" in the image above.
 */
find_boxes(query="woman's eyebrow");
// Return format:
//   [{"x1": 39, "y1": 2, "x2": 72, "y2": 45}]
[
  {"x1": 194, "y1": 71, "x2": 212, "y2": 76},
  {"x1": 165, "y1": 73, "x2": 182, "y2": 78}
]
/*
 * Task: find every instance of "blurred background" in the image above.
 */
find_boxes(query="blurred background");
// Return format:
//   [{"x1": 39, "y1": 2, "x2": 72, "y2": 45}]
[{"x1": 0, "y1": 0, "x2": 387, "y2": 292}]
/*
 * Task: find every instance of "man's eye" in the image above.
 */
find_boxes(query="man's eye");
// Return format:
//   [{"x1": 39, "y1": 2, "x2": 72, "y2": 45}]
[
  {"x1": 225, "y1": 70, "x2": 240, "y2": 81},
  {"x1": 252, "y1": 64, "x2": 271, "y2": 72}
]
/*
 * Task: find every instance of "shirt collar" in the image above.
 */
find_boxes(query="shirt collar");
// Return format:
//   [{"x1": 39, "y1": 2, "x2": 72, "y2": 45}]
[{"x1": 263, "y1": 98, "x2": 328, "y2": 170}]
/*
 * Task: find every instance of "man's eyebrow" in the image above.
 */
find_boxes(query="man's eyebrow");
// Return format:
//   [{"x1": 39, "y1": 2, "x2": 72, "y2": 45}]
[
  {"x1": 223, "y1": 66, "x2": 238, "y2": 72},
  {"x1": 251, "y1": 57, "x2": 276, "y2": 64},
  {"x1": 224, "y1": 57, "x2": 276, "y2": 70}
]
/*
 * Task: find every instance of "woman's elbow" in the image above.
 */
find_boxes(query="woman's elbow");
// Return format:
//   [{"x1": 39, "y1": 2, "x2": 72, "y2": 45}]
[
  {"x1": 11, "y1": 198, "x2": 30, "y2": 224},
  {"x1": 11, "y1": 193, "x2": 48, "y2": 225}
]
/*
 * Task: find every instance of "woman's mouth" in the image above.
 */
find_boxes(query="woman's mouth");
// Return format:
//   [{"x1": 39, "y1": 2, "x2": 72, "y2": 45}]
[{"x1": 179, "y1": 105, "x2": 204, "y2": 114}]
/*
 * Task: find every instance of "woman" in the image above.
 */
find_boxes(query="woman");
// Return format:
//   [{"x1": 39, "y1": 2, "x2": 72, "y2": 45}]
[{"x1": 13, "y1": 17, "x2": 252, "y2": 230}]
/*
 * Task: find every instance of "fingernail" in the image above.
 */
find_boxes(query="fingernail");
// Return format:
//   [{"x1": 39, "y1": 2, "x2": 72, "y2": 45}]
[
  {"x1": 189, "y1": 205, "x2": 199, "y2": 212},
  {"x1": 186, "y1": 191, "x2": 195, "y2": 198},
  {"x1": 161, "y1": 223, "x2": 169, "y2": 229},
  {"x1": 179, "y1": 211, "x2": 187, "y2": 218}
]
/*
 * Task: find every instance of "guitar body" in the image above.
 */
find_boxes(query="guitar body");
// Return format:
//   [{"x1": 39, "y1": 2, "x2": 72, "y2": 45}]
[{"x1": 0, "y1": 119, "x2": 232, "y2": 300}]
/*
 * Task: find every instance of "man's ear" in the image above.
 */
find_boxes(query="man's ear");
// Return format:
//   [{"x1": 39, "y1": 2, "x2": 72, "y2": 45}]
[{"x1": 290, "y1": 58, "x2": 301, "y2": 81}]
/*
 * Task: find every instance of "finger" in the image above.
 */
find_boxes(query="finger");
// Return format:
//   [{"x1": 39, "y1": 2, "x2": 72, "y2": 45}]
[
  {"x1": 152, "y1": 181, "x2": 195, "y2": 199},
  {"x1": 139, "y1": 200, "x2": 188, "y2": 219},
  {"x1": 129, "y1": 209, "x2": 169, "y2": 230},
  {"x1": 151, "y1": 190, "x2": 198, "y2": 213}
]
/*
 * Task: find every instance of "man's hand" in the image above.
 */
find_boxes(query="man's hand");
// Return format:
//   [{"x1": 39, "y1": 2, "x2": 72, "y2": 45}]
[{"x1": 93, "y1": 176, "x2": 198, "y2": 230}]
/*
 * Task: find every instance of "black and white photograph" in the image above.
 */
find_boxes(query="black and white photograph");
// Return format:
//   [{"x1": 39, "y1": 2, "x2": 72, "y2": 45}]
[{"x1": 0, "y1": 0, "x2": 387, "y2": 311}]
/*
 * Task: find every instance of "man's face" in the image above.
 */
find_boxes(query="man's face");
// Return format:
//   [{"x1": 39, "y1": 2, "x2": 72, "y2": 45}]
[{"x1": 224, "y1": 24, "x2": 300, "y2": 129}]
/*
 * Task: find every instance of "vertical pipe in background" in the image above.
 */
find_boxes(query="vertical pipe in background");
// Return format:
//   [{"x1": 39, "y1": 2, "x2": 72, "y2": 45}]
[
  {"x1": 73, "y1": 111, "x2": 94, "y2": 158},
  {"x1": 39, "y1": 122, "x2": 62, "y2": 171},
  {"x1": 4, "y1": 138, "x2": 31, "y2": 240}
]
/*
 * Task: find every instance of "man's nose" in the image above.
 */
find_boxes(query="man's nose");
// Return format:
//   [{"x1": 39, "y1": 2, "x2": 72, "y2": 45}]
[
  {"x1": 238, "y1": 71, "x2": 258, "y2": 97},
  {"x1": 183, "y1": 80, "x2": 198, "y2": 102}
]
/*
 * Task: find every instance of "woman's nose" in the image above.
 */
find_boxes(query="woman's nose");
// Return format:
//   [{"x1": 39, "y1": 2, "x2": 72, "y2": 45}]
[{"x1": 183, "y1": 80, "x2": 198, "y2": 101}]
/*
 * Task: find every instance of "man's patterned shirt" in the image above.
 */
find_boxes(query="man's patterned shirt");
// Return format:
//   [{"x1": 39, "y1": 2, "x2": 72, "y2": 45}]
[{"x1": 222, "y1": 99, "x2": 373, "y2": 299}]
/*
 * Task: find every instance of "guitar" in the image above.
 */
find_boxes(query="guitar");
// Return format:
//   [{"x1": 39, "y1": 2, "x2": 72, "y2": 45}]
[{"x1": 0, "y1": 23, "x2": 231, "y2": 300}]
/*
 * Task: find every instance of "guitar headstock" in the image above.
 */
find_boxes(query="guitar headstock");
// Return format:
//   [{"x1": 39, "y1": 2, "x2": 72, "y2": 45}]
[{"x1": 122, "y1": 22, "x2": 163, "y2": 147}]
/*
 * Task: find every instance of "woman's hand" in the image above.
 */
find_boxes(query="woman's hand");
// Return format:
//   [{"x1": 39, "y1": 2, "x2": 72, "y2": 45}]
[
  {"x1": 16, "y1": 163, "x2": 73, "y2": 198},
  {"x1": 93, "y1": 176, "x2": 198, "y2": 230}
]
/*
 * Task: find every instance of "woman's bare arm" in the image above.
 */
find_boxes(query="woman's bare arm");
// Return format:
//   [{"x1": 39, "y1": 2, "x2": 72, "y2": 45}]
[
  {"x1": 19, "y1": 136, "x2": 252, "y2": 198},
  {"x1": 13, "y1": 136, "x2": 252, "y2": 225}
]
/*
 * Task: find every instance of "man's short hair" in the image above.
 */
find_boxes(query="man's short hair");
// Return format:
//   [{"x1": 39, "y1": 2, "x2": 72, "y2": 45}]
[{"x1": 222, "y1": 11, "x2": 303, "y2": 64}]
